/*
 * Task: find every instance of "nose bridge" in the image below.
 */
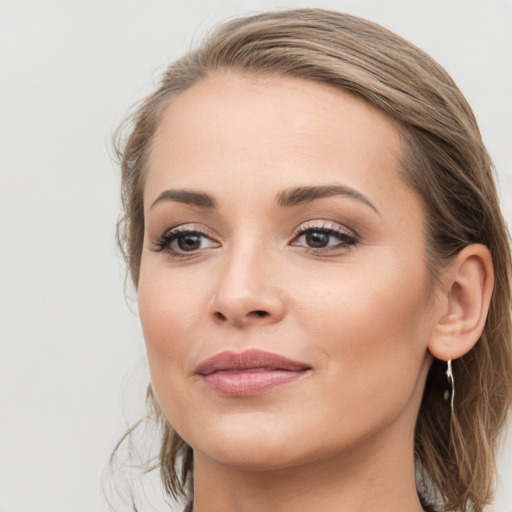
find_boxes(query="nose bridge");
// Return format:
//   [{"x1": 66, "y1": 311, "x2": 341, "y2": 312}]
[{"x1": 208, "y1": 234, "x2": 285, "y2": 326}]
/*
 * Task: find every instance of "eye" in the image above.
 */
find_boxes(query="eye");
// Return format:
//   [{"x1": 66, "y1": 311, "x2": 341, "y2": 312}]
[
  {"x1": 291, "y1": 222, "x2": 358, "y2": 252},
  {"x1": 152, "y1": 225, "x2": 220, "y2": 257}
]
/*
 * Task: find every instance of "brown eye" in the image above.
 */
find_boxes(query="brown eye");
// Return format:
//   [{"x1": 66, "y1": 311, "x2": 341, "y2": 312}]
[
  {"x1": 153, "y1": 227, "x2": 220, "y2": 257},
  {"x1": 175, "y1": 234, "x2": 203, "y2": 251},
  {"x1": 292, "y1": 225, "x2": 358, "y2": 252},
  {"x1": 305, "y1": 231, "x2": 330, "y2": 248},
  {"x1": 167, "y1": 231, "x2": 218, "y2": 254}
]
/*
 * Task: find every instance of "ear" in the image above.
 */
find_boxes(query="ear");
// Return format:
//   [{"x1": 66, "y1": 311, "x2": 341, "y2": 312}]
[{"x1": 428, "y1": 244, "x2": 494, "y2": 361}]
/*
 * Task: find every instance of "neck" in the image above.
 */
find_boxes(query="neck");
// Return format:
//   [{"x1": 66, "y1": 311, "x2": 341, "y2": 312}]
[{"x1": 191, "y1": 422, "x2": 425, "y2": 512}]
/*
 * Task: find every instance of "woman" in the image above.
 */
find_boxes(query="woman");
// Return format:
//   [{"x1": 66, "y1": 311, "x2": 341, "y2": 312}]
[{"x1": 113, "y1": 9, "x2": 512, "y2": 512}]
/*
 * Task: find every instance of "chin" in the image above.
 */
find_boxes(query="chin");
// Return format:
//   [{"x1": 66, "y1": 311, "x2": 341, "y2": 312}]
[
  {"x1": 195, "y1": 443, "x2": 311, "y2": 473},
  {"x1": 178, "y1": 415, "x2": 315, "y2": 471}
]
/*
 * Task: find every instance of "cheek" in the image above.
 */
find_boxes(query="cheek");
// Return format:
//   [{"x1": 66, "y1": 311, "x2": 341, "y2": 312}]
[
  {"x1": 297, "y1": 257, "x2": 431, "y2": 394},
  {"x1": 137, "y1": 271, "x2": 205, "y2": 432},
  {"x1": 296, "y1": 277, "x2": 429, "y2": 447},
  {"x1": 137, "y1": 262, "x2": 206, "y2": 380}
]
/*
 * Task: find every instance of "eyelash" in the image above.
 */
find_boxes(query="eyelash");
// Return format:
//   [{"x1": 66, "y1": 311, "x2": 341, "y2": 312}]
[
  {"x1": 151, "y1": 225, "x2": 220, "y2": 258},
  {"x1": 152, "y1": 222, "x2": 358, "y2": 258},
  {"x1": 291, "y1": 222, "x2": 358, "y2": 254}
]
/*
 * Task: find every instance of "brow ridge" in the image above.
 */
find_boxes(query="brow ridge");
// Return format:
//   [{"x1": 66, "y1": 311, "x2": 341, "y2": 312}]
[
  {"x1": 150, "y1": 189, "x2": 216, "y2": 209},
  {"x1": 150, "y1": 184, "x2": 377, "y2": 214},
  {"x1": 277, "y1": 185, "x2": 378, "y2": 213}
]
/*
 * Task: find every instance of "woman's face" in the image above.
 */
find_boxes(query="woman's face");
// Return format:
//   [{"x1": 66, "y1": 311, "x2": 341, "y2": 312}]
[{"x1": 138, "y1": 73, "x2": 435, "y2": 471}]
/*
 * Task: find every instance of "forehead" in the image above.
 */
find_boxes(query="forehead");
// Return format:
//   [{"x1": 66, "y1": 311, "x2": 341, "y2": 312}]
[{"x1": 145, "y1": 72, "x2": 412, "y2": 216}]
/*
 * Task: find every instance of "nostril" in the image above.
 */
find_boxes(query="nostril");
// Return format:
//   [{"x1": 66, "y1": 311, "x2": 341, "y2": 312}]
[
  {"x1": 249, "y1": 310, "x2": 269, "y2": 318},
  {"x1": 210, "y1": 307, "x2": 274, "y2": 324}
]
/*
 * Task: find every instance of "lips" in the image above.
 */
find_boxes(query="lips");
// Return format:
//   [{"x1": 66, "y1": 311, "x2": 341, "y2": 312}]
[{"x1": 195, "y1": 349, "x2": 311, "y2": 397}]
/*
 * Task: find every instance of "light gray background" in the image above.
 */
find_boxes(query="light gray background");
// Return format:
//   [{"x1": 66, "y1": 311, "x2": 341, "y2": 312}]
[{"x1": 1, "y1": 1, "x2": 511, "y2": 511}]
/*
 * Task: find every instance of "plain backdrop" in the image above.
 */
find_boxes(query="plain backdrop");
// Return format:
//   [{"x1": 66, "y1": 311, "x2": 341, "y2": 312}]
[{"x1": 1, "y1": 1, "x2": 511, "y2": 511}]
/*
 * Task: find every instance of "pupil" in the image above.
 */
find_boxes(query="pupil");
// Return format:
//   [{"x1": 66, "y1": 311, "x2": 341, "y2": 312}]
[
  {"x1": 306, "y1": 231, "x2": 329, "y2": 248},
  {"x1": 178, "y1": 234, "x2": 201, "y2": 251}
]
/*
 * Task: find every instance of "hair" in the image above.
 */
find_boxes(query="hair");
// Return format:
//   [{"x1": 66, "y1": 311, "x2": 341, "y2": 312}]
[{"x1": 113, "y1": 8, "x2": 512, "y2": 512}]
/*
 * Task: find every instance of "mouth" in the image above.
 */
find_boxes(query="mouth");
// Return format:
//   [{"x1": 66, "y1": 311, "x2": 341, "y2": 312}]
[{"x1": 195, "y1": 349, "x2": 312, "y2": 397}]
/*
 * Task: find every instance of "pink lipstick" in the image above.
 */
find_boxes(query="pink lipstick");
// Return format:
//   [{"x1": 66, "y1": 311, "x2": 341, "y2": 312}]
[{"x1": 195, "y1": 349, "x2": 311, "y2": 397}]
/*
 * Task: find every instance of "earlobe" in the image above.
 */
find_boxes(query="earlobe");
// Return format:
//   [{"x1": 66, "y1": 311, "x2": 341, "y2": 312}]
[{"x1": 428, "y1": 244, "x2": 494, "y2": 361}]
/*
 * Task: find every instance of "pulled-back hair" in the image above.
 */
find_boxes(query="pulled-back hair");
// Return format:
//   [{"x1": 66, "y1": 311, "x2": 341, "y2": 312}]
[{"x1": 114, "y1": 9, "x2": 512, "y2": 511}]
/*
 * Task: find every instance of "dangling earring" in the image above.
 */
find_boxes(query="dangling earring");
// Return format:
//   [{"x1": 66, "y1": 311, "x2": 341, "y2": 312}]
[{"x1": 443, "y1": 359, "x2": 455, "y2": 416}]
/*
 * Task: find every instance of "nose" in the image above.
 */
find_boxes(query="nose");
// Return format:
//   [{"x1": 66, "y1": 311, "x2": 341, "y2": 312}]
[{"x1": 207, "y1": 247, "x2": 286, "y2": 328}]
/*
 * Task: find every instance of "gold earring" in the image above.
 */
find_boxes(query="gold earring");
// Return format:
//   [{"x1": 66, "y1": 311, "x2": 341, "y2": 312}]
[{"x1": 443, "y1": 359, "x2": 455, "y2": 416}]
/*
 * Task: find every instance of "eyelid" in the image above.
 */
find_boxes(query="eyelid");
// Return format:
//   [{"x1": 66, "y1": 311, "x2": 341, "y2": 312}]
[
  {"x1": 151, "y1": 219, "x2": 358, "y2": 257},
  {"x1": 160, "y1": 223, "x2": 218, "y2": 238},
  {"x1": 151, "y1": 223, "x2": 221, "y2": 254},
  {"x1": 289, "y1": 219, "x2": 359, "y2": 253},
  {"x1": 292, "y1": 219, "x2": 357, "y2": 238},
  {"x1": 169, "y1": 223, "x2": 215, "y2": 234}
]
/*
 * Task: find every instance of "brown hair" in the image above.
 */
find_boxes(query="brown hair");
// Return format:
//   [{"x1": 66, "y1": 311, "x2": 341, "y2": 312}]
[{"x1": 114, "y1": 9, "x2": 512, "y2": 511}]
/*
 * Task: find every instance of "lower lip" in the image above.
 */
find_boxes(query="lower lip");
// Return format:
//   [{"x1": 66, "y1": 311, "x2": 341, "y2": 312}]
[{"x1": 201, "y1": 370, "x2": 307, "y2": 397}]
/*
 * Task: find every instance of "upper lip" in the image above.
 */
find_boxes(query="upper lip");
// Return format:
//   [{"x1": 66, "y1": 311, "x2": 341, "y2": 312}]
[{"x1": 195, "y1": 349, "x2": 311, "y2": 376}]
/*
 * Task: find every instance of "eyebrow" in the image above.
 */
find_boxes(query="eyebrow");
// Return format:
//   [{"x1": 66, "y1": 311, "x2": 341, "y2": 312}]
[
  {"x1": 150, "y1": 184, "x2": 378, "y2": 214},
  {"x1": 150, "y1": 189, "x2": 216, "y2": 209},
  {"x1": 277, "y1": 185, "x2": 379, "y2": 214}
]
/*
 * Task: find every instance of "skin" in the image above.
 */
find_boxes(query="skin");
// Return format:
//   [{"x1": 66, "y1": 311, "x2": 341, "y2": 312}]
[{"x1": 137, "y1": 72, "x2": 490, "y2": 512}]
